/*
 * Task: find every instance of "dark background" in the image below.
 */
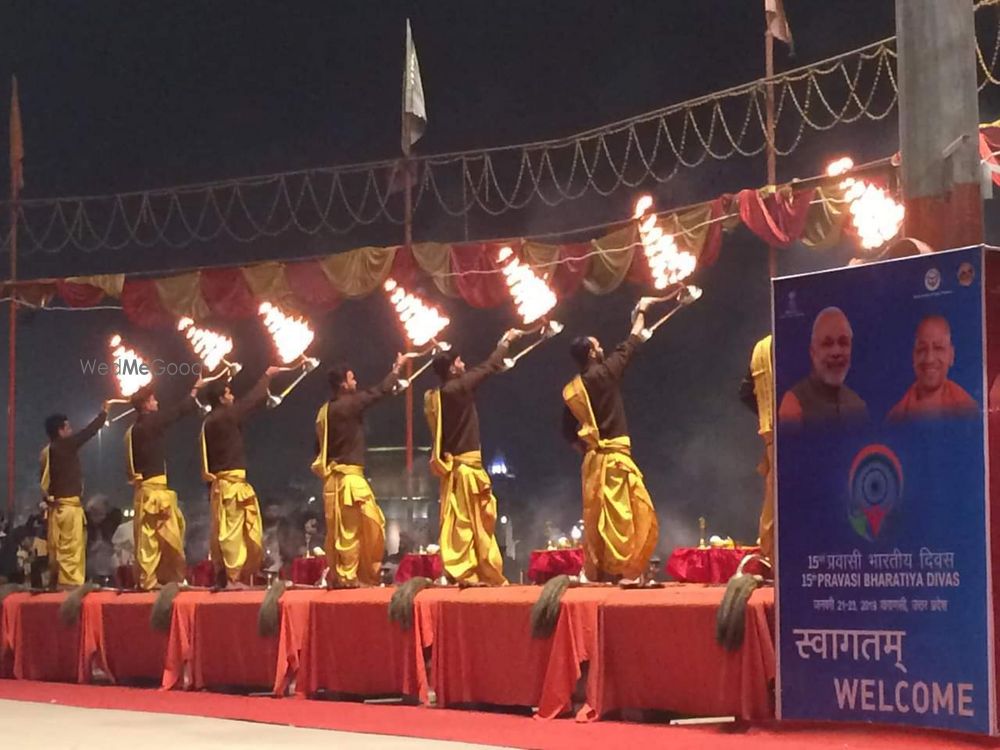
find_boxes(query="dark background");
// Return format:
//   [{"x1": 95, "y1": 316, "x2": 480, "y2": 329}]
[{"x1": 0, "y1": 2, "x2": 997, "y2": 557}]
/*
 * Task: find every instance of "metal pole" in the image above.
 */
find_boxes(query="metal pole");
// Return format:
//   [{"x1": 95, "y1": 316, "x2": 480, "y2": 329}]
[
  {"x1": 404, "y1": 163, "x2": 414, "y2": 475},
  {"x1": 6, "y1": 76, "x2": 19, "y2": 518},
  {"x1": 765, "y1": 28, "x2": 777, "y2": 279}
]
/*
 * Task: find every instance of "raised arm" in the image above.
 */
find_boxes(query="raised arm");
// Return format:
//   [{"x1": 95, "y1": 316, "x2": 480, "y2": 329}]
[
  {"x1": 152, "y1": 389, "x2": 199, "y2": 430},
  {"x1": 599, "y1": 335, "x2": 643, "y2": 382},
  {"x1": 593, "y1": 299, "x2": 656, "y2": 381},
  {"x1": 71, "y1": 406, "x2": 109, "y2": 447},
  {"x1": 234, "y1": 371, "x2": 277, "y2": 420},
  {"x1": 455, "y1": 330, "x2": 521, "y2": 391},
  {"x1": 353, "y1": 354, "x2": 406, "y2": 411}
]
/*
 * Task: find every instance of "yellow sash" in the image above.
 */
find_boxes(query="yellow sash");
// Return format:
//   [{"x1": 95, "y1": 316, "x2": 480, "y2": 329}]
[
  {"x1": 311, "y1": 402, "x2": 330, "y2": 479},
  {"x1": 214, "y1": 468, "x2": 247, "y2": 483},
  {"x1": 50, "y1": 496, "x2": 82, "y2": 509},
  {"x1": 124, "y1": 425, "x2": 143, "y2": 484},
  {"x1": 750, "y1": 334, "x2": 774, "y2": 437},
  {"x1": 562, "y1": 375, "x2": 635, "y2": 457},
  {"x1": 199, "y1": 424, "x2": 214, "y2": 483},
  {"x1": 424, "y1": 389, "x2": 451, "y2": 477},
  {"x1": 562, "y1": 375, "x2": 601, "y2": 450},
  {"x1": 39, "y1": 444, "x2": 51, "y2": 497}
]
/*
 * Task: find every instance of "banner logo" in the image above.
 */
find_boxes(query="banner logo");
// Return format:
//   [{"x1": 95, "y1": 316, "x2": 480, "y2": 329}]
[{"x1": 848, "y1": 444, "x2": 903, "y2": 541}]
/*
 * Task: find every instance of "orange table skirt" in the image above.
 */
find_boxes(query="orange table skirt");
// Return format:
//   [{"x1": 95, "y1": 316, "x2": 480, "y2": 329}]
[
  {"x1": 581, "y1": 585, "x2": 775, "y2": 721},
  {"x1": 288, "y1": 588, "x2": 421, "y2": 699},
  {"x1": 0, "y1": 584, "x2": 776, "y2": 722},
  {"x1": 421, "y1": 585, "x2": 613, "y2": 718},
  {"x1": 1, "y1": 591, "x2": 119, "y2": 683},
  {"x1": 82, "y1": 591, "x2": 167, "y2": 684},
  {"x1": 162, "y1": 590, "x2": 286, "y2": 691}
]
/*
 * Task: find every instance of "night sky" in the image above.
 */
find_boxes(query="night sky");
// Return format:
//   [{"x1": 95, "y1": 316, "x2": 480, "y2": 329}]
[{"x1": 1, "y1": 2, "x2": 997, "y2": 557}]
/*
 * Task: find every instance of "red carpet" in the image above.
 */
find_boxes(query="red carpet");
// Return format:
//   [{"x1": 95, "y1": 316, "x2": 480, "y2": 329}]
[{"x1": 0, "y1": 680, "x2": 998, "y2": 749}]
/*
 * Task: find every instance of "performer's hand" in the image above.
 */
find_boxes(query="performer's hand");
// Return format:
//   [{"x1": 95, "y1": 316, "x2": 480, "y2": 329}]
[
  {"x1": 191, "y1": 376, "x2": 207, "y2": 397},
  {"x1": 393, "y1": 353, "x2": 406, "y2": 372},
  {"x1": 265, "y1": 366, "x2": 283, "y2": 377},
  {"x1": 101, "y1": 400, "x2": 112, "y2": 414},
  {"x1": 502, "y1": 328, "x2": 524, "y2": 344},
  {"x1": 637, "y1": 296, "x2": 658, "y2": 312}
]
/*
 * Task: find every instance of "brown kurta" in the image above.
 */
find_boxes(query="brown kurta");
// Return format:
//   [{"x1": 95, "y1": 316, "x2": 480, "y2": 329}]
[
  {"x1": 203, "y1": 376, "x2": 270, "y2": 474},
  {"x1": 439, "y1": 342, "x2": 509, "y2": 456},
  {"x1": 324, "y1": 370, "x2": 398, "y2": 466},
  {"x1": 129, "y1": 396, "x2": 196, "y2": 479},
  {"x1": 563, "y1": 336, "x2": 641, "y2": 442},
  {"x1": 43, "y1": 411, "x2": 107, "y2": 498}
]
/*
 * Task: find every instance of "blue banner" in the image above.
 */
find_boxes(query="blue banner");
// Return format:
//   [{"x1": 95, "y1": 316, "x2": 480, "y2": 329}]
[{"x1": 775, "y1": 246, "x2": 993, "y2": 734}]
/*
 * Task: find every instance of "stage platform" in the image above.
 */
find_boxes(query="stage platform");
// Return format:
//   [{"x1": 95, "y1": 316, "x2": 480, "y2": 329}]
[{"x1": 0, "y1": 583, "x2": 775, "y2": 722}]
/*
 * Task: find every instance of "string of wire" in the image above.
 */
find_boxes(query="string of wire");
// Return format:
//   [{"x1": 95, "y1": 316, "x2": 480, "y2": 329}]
[{"x1": 0, "y1": 5, "x2": 996, "y2": 258}]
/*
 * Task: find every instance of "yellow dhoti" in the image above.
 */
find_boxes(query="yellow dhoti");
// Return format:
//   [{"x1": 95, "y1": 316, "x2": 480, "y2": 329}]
[
  {"x1": 321, "y1": 464, "x2": 385, "y2": 585},
  {"x1": 580, "y1": 439, "x2": 658, "y2": 580},
  {"x1": 564, "y1": 377, "x2": 658, "y2": 581},
  {"x1": 757, "y1": 437, "x2": 775, "y2": 562},
  {"x1": 751, "y1": 335, "x2": 775, "y2": 564},
  {"x1": 437, "y1": 452, "x2": 506, "y2": 584},
  {"x1": 208, "y1": 470, "x2": 262, "y2": 584},
  {"x1": 47, "y1": 496, "x2": 86, "y2": 587},
  {"x1": 424, "y1": 391, "x2": 506, "y2": 585},
  {"x1": 133, "y1": 475, "x2": 187, "y2": 589}
]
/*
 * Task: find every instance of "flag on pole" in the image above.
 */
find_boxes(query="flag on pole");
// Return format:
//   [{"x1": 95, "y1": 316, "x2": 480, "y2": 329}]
[
  {"x1": 10, "y1": 75, "x2": 24, "y2": 193},
  {"x1": 401, "y1": 19, "x2": 427, "y2": 156},
  {"x1": 765, "y1": 0, "x2": 793, "y2": 49}
]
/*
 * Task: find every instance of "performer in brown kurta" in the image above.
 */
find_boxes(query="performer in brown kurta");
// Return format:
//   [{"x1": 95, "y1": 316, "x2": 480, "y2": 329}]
[
  {"x1": 200, "y1": 368, "x2": 279, "y2": 587},
  {"x1": 40, "y1": 403, "x2": 110, "y2": 587},
  {"x1": 562, "y1": 299, "x2": 659, "y2": 583},
  {"x1": 126, "y1": 378, "x2": 203, "y2": 589},
  {"x1": 740, "y1": 334, "x2": 776, "y2": 563},
  {"x1": 312, "y1": 354, "x2": 404, "y2": 586},
  {"x1": 425, "y1": 329, "x2": 523, "y2": 585}
]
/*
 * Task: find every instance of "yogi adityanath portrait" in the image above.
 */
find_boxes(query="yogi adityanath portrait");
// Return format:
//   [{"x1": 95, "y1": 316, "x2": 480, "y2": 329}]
[
  {"x1": 778, "y1": 306, "x2": 868, "y2": 427},
  {"x1": 887, "y1": 314, "x2": 977, "y2": 421}
]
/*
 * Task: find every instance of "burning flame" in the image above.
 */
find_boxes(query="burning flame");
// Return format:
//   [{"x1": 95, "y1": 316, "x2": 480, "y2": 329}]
[
  {"x1": 825, "y1": 157, "x2": 905, "y2": 250},
  {"x1": 383, "y1": 278, "x2": 449, "y2": 348},
  {"x1": 177, "y1": 317, "x2": 234, "y2": 373},
  {"x1": 496, "y1": 246, "x2": 557, "y2": 325},
  {"x1": 258, "y1": 302, "x2": 314, "y2": 364},
  {"x1": 108, "y1": 334, "x2": 152, "y2": 397},
  {"x1": 633, "y1": 195, "x2": 697, "y2": 290}
]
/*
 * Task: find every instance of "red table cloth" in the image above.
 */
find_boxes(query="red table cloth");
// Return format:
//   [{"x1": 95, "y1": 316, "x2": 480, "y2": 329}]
[
  {"x1": 290, "y1": 556, "x2": 327, "y2": 586},
  {"x1": 0, "y1": 592, "x2": 31, "y2": 677},
  {"x1": 287, "y1": 588, "x2": 423, "y2": 699},
  {"x1": 186, "y1": 560, "x2": 215, "y2": 587},
  {"x1": 420, "y1": 585, "x2": 615, "y2": 717},
  {"x1": 114, "y1": 565, "x2": 137, "y2": 590},
  {"x1": 270, "y1": 589, "x2": 322, "y2": 695},
  {"x1": 163, "y1": 590, "x2": 283, "y2": 691},
  {"x1": 2, "y1": 591, "x2": 118, "y2": 683},
  {"x1": 80, "y1": 591, "x2": 167, "y2": 684},
  {"x1": 666, "y1": 546, "x2": 760, "y2": 584},
  {"x1": 527, "y1": 548, "x2": 585, "y2": 584},
  {"x1": 580, "y1": 585, "x2": 775, "y2": 721},
  {"x1": 394, "y1": 553, "x2": 442, "y2": 583}
]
